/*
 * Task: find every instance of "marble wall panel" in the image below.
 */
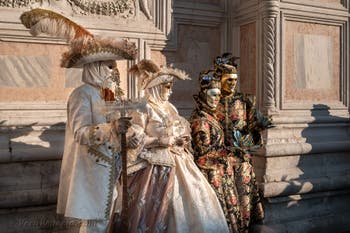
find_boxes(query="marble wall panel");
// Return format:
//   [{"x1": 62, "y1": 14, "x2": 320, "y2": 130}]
[
  {"x1": 294, "y1": 34, "x2": 332, "y2": 90},
  {"x1": 0, "y1": 55, "x2": 50, "y2": 88},
  {"x1": 117, "y1": 60, "x2": 128, "y2": 97},
  {"x1": 284, "y1": 21, "x2": 340, "y2": 103},
  {"x1": 64, "y1": 68, "x2": 83, "y2": 88},
  {"x1": 0, "y1": 41, "x2": 131, "y2": 102},
  {"x1": 164, "y1": 24, "x2": 221, "y2": 118},
  {"x1": 240, "y1": 22, "x2": 256, "y2": 95},
  {"x1": 0, "y1": 41, "x2": 73, "y2": 102}
]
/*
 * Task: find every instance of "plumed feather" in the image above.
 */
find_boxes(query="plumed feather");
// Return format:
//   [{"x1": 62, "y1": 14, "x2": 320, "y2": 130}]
[
  {"x1": 20, "y1": 8, "x2": 93, "y2": 42},
  {"x1": 129, "y1": 59, "x2": 160, "y2": 76},
  {"x1": 158, "y1": 66, "x2": 191, "y2": 81},
  {"x1": 130, "y1": 59, "x2": 190, "y2": 89},
  {"x1": 214, "y1": 52, "x2": 240, "y2": 68},
  {"x1": 129, "y1": 59, "x2": 161, "y2": 87},
  {"x1": 128, "y1": 64, "x2": 141, "y2": 76}
]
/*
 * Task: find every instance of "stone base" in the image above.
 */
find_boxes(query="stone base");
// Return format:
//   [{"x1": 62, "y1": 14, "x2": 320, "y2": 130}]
[
  {"x1": 0, "y1": 205, "x2": 81, "y2": 233},
  {"x1": 250, "y1": 190, "x2": 350, "y2": 233}
]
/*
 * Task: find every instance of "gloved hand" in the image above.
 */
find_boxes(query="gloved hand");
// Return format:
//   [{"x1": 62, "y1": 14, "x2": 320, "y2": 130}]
[
  {"x1": 159, "y1": 136, "x2": 176, "y2": 147},
  {"x1": 128, "y1": 133, "x2": 141, "y2": 149},
  {"x1": 113, "y1": 117, "x2": 132, "y2": 134},
  {"x1": 174, "y1": 135, "x2": 191, "y2": 146}
]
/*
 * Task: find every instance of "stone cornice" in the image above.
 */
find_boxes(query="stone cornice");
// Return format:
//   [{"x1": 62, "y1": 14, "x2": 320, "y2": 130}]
[{"x1": 173, "y1": 1, "x2": 225, "y2": 27}]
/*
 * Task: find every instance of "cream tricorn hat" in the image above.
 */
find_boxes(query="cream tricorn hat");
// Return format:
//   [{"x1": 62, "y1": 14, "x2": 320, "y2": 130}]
[{"x1": 128, "y1": 59, "x2": 190, "y2": 90}]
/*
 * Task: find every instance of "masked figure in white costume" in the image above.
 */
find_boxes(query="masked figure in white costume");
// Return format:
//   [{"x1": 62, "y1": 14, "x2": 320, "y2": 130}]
[
  {"x1": 124, "y1": 59, "x2": 230, "y2": 233},
  {"x1": 20, "y1": 9, "x2": 137, "y2": 233}
]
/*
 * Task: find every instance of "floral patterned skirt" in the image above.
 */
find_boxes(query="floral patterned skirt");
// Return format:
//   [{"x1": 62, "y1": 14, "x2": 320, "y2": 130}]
[
  {"x1": 233, "y1": 161, "x2": 264, "y2": 232},
  {"x1": 199, "y1": 159, "x2": 264, "y2": 233}
]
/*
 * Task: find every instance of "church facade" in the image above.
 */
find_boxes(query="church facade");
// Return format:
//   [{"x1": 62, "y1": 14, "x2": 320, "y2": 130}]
[{"x1": 0, "y1": 0, "x2": 349, "y2": 232}]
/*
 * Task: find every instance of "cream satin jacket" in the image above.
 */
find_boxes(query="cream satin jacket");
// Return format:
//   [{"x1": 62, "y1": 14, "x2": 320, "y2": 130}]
[{"x1": 57, "y1": 84, "x2": 120, "y2": 220}]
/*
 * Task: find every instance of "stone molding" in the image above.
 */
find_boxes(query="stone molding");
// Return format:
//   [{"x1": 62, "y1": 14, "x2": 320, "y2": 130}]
[
  {"x1": 0, "y1": 102, "x2": 67, "y2": 126},
  {"x1": 263, "y1": 174, "x2": 350, "y2": 198}
]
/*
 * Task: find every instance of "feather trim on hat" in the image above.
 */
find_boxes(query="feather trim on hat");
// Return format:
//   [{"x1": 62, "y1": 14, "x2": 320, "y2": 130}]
[
  {"x1": 129, "y1": 59, "x2": 190, "y2": 89},
  {"x1": 129, "y1": 59, "x2": 160, "y2": 76},
  {"x1": 144, "y1": 66, "x2": 191, "y2": 89},
  {"x1": 158, "y1": 66, "x2": 190, "y2": 81},
  {"x1": 214, "y1": 52, "x2": 240, "y2": 68},
  {"x1": 215, "y1": 63, "x2": 237, "y2": 78},
  {"x1": 20, "y1": 8, "x2": 93, "y2": 42},
  {"x1": 62, "y1": 36, "x2": 137, "y2": 68},
  {"x1": 129, "y1": 59, "x2": 161, "y2": 88}
]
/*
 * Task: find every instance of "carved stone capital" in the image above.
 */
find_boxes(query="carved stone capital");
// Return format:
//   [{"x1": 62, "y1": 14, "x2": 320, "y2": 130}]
[{"x1": 259, "y1": 0, "x2": 280, "y2": 18}]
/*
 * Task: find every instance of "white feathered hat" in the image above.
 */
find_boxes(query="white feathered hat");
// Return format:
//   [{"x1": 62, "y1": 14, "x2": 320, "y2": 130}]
[{"x1": 20, "y1": 8, "x2": 137, "y2": 68}]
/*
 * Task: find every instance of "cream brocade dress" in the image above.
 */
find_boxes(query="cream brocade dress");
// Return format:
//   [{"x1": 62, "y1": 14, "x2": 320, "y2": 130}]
[{"x1": 127, "y1": 99, "x2": 230, "y2": 233}]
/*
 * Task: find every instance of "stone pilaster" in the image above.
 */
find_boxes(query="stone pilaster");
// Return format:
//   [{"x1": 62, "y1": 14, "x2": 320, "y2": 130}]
[{"x1": 235, "y1": 0, "x2": 350, "y2": 232}]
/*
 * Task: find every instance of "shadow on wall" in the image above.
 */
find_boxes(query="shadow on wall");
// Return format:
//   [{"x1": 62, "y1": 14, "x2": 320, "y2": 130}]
[
  {"x1": 0, "y1": 122, "x2": 80, "y2": 233},
  {"x1": 258, "y1": 104, "x2": 350, "y2": 233},
  {"x1": 280, "y1": 104, "x2": 350, "y2": 195},
  {"x1": 7, "y1": 122, "x2": 66, "y2": 161}
]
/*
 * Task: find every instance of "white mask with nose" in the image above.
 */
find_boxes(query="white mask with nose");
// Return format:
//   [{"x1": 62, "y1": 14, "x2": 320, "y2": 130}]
[
  {"x1": 82, "y1": 61, "x2": 116, "y2": 89},
  {"x1": 206, "y1": 88, "x2": 221, "y2": 108}
]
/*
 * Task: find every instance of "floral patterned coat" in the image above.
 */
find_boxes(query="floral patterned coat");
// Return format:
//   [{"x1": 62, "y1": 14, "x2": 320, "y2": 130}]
[
  {"x1": 190, "y1": 95, "x2": 242, "y2": 233},
  {"x1": 216, "y1": 91, "x2": 265, "y2": 233}
]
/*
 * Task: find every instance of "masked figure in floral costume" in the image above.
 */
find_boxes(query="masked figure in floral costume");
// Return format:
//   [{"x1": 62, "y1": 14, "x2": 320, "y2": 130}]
[
  {"x1": 189, "y1": 70, "x2": 243, "y2": 232},
  {"x1": 214, "y1": 53, "x2": 272, "y2": 232},
  {"x1": 125, "y1": 60, "x2": 229, "y2": 233}
]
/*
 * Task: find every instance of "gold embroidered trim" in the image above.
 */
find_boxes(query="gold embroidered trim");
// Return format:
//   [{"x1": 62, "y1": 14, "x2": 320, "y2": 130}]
[
  {"x1": 105, "y1": 153, "x2": 116, "y2": 219},
  {"x1": 88, "y1": 146, "x2": 113, "y2": 163},
  {"x1": 87, "y1": 125, "x2": 117, "y2": 219}
]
